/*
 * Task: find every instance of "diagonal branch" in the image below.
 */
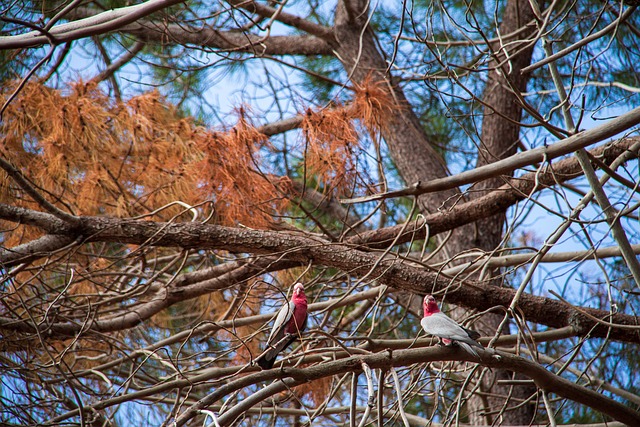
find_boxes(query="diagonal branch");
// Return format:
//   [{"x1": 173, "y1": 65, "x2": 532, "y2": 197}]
[
  {"x1": 45, "y1": 345, "x2": 640, "y2": 425},
  {"x1": 521, "y1": 5, "x2": 637, "y2": 73},
  {"x1": 180, "y1": 347, "x2": 640, "y2": 427},
  {"x1": 341, "y1": 106, "x2": 640, "y2": 204},
  {"x1": 0, "y1": 234, "x2": 76, "y2": 267},
  {"x1": 346, "y1": 138, "x2": 639, "y2": 248},
  {"x1": 225, "y1": 0, "x2": 335, "y2": 42},
  {"x1": 0, "y1": 157, "x2": 78, "y2": 224},
  {"x1": 89, "y1": 39, "x2": 145, "y2": 85}
]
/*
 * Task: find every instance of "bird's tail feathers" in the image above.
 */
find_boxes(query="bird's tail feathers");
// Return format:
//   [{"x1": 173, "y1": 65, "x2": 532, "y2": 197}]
[
  {"x1": 458, "y1": 341, "x2": 481, "y2": 359},
  {"x1": 255, "y1": 334, "x2": 297, "y2": 370},
  {"x1": 255, "y1": 350, "x2": 277, "y2": 369}
]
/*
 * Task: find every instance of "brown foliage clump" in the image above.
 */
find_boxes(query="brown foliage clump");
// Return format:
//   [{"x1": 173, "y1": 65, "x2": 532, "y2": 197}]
[
  {"x1": 301, "y1": 107, "x2": 358, "y2": 196},
  {"x1": 298, "y1": 76, "x2": 397, "y2": 197},
  {"x1": 194, "y1": 109, "x2": 289, "y2": 228},
  {"x1": 0, "y1": 82, "x2": 287, "y2": 247},
  {"x1": 351, "y1": 75, "x2": 397, "y2": 135}
]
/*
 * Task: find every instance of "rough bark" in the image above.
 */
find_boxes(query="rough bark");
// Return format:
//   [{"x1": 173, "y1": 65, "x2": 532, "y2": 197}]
[
  {"x1": 1, "y1": 207, "x2": 639, "y2": 343},
  {"x1": 332, "y1": 0, "x2": 540, "y2": 422},
  {"x1": 458, "y1": 0, "x2": 539, "y2": 423},
  {"x1": 124, "y1": 24, "x2": 333, "y2": 56}
]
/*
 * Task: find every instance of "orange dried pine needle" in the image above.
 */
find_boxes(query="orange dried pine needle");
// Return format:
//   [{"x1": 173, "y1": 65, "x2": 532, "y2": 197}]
[
  {"x1": 351, "y1": 75, "x2": 398, "y2": 135},
  {"x1": 300, "y1": 107, "x2": 358, "y2": 196},
  {"x1": 0, "y1": 82, "x2": 289, "y2": 245}
]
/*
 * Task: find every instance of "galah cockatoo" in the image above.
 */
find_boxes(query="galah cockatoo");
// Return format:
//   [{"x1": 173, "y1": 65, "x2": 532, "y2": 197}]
[
  {"x1": 256, "y1": 282, "x2": 308, "y2": 369},
  {"x1": 421, "y1": 294, "x2": 483, "y2": 358}
]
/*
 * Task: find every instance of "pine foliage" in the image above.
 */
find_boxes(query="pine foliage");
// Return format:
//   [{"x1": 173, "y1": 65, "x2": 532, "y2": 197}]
[{"x1": 0, "y1": 82, "x2": 289, "y2": 237}]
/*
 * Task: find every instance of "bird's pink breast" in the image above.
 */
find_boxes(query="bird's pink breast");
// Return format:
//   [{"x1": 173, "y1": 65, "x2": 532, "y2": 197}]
[{"x1": 286, "y1": 296, "x2": 307, "y2": 334}]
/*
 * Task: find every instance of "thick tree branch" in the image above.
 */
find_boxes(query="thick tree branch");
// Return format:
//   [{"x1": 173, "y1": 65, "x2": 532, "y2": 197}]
[
  {"x1": 41, "y1": 286, "x2": 387, "y2": 382},
  {"x1": 1, "y1": 207, "x2": 639, "y2": 342},
  {"x1": 51, "y1": 4, "x2": 334, "y2": 56},
  {"x1": 46, "y1": 345, "x2": 640, "y2": 426},
  {"x1": 3, "y1": 139, "x2": 633, "y2": 268},
  {"x1": 0, "y1": 254, "x2": 300, "y2": 341},
  {"x1": 346, "y1": 138, "x2": 639, "y2": 248},
  {"x1": 0, "y1": 203, "x2": 70, "y2": 231},
  {"x1": 186, "y1": 346, "x2": 640, "y2": 427},
  {"x1": 0, "y1": 234, "x2": 76, "y2": 267},
  {"x1": 127, "y1": 23, "x2": 333, "y2": 56}
]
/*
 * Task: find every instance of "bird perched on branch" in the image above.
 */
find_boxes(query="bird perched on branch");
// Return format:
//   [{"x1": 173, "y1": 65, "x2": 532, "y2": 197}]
[
  {"x1": 420, "y1": 294, "x2": 483, "y2": 358},
  {"x1": 256, "y1": 282, "x2": 308, "y2": 369}
]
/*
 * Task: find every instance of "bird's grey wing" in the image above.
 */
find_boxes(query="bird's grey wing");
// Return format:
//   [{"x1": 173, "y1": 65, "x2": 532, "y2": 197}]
[
  {"x1": 422, "y1": 314, "x2": 482, "y2": 347},
  {"x1": 462, "y1": 326, "x2": 481, "y2": 341},
  {"x1": 267, "y1": 301, "x2": 295, "y2": 344}
]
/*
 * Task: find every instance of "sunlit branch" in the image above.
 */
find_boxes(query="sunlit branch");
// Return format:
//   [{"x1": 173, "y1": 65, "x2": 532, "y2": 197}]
[
  {"x1": 341, "y1": 107, "x2": 640, "y2": 204},
  {"x1": 0, "y1": 0, "x2": 186, "y2": 49},
  {"x1": 441, "y1": 243, "x2": 640, "y2": 276},
  {"x1": 346, "y1": 138, "x2": 639, "y2": 248}
]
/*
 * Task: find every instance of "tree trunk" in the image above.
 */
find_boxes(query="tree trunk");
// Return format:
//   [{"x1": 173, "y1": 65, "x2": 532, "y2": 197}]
[
  {"x1": 333, "y1": 0, "x2": 458, "y2": 215},
  {"x1": 451, "y1": 0, "x2": 539, "y2": 423},
  {"x1": 333, "y1": 0, "x2": 538, "y2": 423}
]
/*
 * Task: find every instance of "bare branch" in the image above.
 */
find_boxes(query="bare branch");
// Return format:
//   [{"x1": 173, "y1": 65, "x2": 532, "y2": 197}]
[
  {"x1": 341, "y1": 107, "x2": 640, "y2": 204},
  {"x1": 128, "y1": 23, "x2": 333, "y2": 55},
  {"x1": 522, "y1": 6, "x2": 637, "y2": 73},
  {"x1": 225, "y1": 0, "x2": 335, "y2": 42},
  {"x1": 0, "y1": 234, "x2": 76, "y2": 267},
  {"x1": 89, "y1": 40, "x2": 145, "y2": 85},
  {"x1": 346, "y1": 138, "x2": 639, "y2": 248},
  {"x1": 181, "y1": 347, "x2": 640, "y2": 427}
]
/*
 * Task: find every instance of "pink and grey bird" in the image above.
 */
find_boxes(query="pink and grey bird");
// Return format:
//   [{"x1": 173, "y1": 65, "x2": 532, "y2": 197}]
[
  {"x1": 421, "y1": 295, "x2": 483, "y2": 358},
  {"x1": 256, "y1": 282, "x2": 308, "y2": 369}
]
